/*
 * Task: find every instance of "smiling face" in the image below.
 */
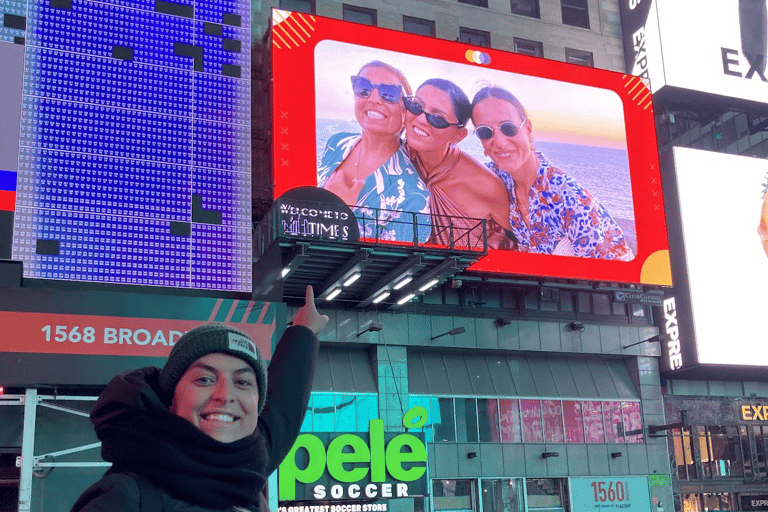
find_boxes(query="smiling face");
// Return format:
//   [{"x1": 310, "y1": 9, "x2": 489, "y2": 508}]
[
  {"x1": 404, "y1": 85, "x2": 466, "y2": 153},
  {"x1": 169, "y1": 352, "x2": 259, "y2": 443},
  {"x1": 354, "y1": 66, "x2": 407, "y2": 138},
  {"x1": 472, "y1": 96, "x2": 534, "y2": 177}
]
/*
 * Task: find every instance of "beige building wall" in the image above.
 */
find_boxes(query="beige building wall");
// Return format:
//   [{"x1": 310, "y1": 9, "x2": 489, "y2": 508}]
[{"x1": 254, "y1": 0, "x2": 626, "y2": 72}]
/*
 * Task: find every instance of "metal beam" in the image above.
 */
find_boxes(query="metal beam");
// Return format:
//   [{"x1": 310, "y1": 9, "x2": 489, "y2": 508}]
[{"x1": 17, "y1": 389, "x2": 37, "y2": 512}]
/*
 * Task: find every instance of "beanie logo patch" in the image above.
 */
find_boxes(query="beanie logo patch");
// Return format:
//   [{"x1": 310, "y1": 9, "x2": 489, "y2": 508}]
[{"x1": 228, "y1": 332, "x2": 257, "y2": 358}]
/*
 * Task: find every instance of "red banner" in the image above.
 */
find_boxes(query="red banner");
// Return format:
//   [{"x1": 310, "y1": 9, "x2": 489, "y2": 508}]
[{"x1": 0, "y1": 307, "x2": 275, "y2": 358}]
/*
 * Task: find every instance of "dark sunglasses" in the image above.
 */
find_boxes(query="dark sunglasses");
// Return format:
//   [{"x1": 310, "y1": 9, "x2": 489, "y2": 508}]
[
  {"x1": 474, "y1": 120, "x2": 527, "y2": 140},
  {"x1": 350, "y1": 76, "x2": 403, "y2": 104},
  {"x1": 403, "y1": 96, "x2": 464, "y2": 129}
]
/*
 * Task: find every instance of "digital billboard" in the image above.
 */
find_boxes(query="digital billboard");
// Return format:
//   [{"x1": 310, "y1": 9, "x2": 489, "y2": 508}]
[
  {"x1": 620, "y1": 0, "x2": 768, "y2": 105},
  {"x1": 664, "y1": 147, "x2": 768, "y2": 370},
  {"x1": 271, "y1": 9, "x2": 671, "y2": 285},
  {"x1": 1, "y1": 0, "x2": 252, "y2": 292}
]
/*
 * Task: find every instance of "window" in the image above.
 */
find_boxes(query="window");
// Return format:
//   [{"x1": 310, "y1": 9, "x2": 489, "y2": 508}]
[
  {"x1": 565, "y1": 48, "x2": 594, "y2": 67},
  {"x1": 409, "y1": 396, "x2": 642, "y2": 445},
  {"x1": 459, "y1": 27, "x2": 491, "y2": 47},
  {"x1": 672, "y1": 427, "x2": 697, "y2": 480},
  {"x1": 279, "y1": 0, "x2": 315, "y2": 14},
  {"x1": 403, "y1": 16, "x2": 435, "y2": 37},
  {"x1": 511, "y1": 0, "x2": 540, "y2": 18},
  {"x1": 459, "y1": 0, "x2": 489, "y2": 6},
  {"x1": 482, "y1": 479, "x2": 524, "y2": 512},
  {"x1": 514, "y1": 38, "x2": 543, "y2": 58},
  {"x1": 526, "y1": 478, "x2": 568, "y2": 511},
  {"x1": 343, "y1": 4, "x2": 376, "y2": 26},
  {"x1": 433, "y1": 480, "x2": 478, "y2": 512},
  {"x1": 561, "y1": 0, "x2": 589, "y2": 28},
  {"x1": 300, "y1": 393, "x2": 378, "y2": 432},
  {"x1": 699, "y1": 426, "x2": 742, "y2": 478}
]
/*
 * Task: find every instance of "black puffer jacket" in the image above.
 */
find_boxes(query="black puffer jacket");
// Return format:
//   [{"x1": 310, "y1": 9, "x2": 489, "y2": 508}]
[{"x1": 71, "y1": 325, "x2": 319, "y2": 512}]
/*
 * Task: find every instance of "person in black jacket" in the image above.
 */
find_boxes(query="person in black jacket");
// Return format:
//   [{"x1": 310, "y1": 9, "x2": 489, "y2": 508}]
[{"x1": 71, "y1": 286, "x2": 328, "y2": 512}]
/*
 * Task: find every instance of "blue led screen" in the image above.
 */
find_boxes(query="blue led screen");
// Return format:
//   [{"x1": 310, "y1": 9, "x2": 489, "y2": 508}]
[{"x1": 1, "y1": 0, "x2": 251, "y2": 291}]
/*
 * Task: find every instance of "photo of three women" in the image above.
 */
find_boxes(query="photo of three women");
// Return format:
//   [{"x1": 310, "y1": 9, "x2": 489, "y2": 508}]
[{"x1": 317, "y1": 59, "x2": 634, "y2": 261}]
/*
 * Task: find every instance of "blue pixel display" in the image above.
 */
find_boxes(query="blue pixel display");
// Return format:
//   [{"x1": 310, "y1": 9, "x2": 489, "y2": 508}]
[{"x1": 1, "y1": 0, "x2": 251, "y2": 291}]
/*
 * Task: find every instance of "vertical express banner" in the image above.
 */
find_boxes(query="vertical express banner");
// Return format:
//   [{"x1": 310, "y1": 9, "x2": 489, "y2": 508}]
[
  {"x1": 618, "y1": 0, "x2": 655, "y2": 77},
  {"x1": 570, "y1": 477, "x2": 651, "y2": 512}
]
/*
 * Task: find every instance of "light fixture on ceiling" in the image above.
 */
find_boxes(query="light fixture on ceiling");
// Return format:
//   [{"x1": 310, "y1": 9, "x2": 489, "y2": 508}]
[
  {"x1": 343, "y1": 272, "x2": 362, "y2": 287},
  {"x1": 393, "y1": 275, "x2": 413, "y2": 290},
  {"x1": 397, "y1": 293, "x2": 416, "y2": 305},
  {"x1": 372, "y1": 291, "x2": 390, "y2": 304},
  {"x1": 325, "y1": 287, "x2": 342, "y2": 301}
]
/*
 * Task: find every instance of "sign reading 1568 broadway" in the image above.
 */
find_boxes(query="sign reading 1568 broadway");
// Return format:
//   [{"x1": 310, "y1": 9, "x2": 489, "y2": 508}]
[
  {"x1": 278, "y1": 407, "x2": 428, "y2": 501},
  {"x1": 570, "y1": 477, "x2": 651, "y2": 512}
]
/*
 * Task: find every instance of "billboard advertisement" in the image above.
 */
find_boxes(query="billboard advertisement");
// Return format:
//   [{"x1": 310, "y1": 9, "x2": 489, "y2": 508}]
[
  {"x1": 619, "y1": 0, "x2": 768, "y2": 105},
  {"x1": 664, "y1": 147, "x2": 768, "y2": 370},
  {"x1": 271, "y1": 10, "x2": 671, "y2": 285}
]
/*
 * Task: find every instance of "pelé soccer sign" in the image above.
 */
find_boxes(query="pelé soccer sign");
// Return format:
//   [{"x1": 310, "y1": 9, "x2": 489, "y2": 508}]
[{"x1": 279, "y1": 407, "x2": 428, "y2": 501}]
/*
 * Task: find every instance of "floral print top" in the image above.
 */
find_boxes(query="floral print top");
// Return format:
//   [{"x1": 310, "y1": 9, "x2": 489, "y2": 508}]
[
  {"x1": 487, "y1": 153, "x2": 634, "y2": 260},
  {"x1": 318, "y1": 133, "x2": 431, "y2": 243}
]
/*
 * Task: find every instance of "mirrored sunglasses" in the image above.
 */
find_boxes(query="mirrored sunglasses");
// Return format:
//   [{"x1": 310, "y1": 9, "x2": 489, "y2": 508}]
[
  {"x1": 474, "y1": 119, "x2": 527, "y2": 140},
  {"x1": 350, "y1": 76, "x2": 403, "y2": 104}
]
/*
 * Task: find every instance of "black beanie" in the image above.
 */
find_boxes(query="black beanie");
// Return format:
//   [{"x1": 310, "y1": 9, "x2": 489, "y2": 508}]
[{"x1": 158, "y1": 323, "x2": 268, "y2": 413}]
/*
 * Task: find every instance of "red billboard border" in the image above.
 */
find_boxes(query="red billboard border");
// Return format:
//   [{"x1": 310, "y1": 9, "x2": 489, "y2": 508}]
[{"x1": 270, "y1": 10, "x2": 672, "y2": 286}]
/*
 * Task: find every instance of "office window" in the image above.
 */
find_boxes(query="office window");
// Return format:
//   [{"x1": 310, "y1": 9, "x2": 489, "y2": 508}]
[
  {"x1": 343, "y1": 4, "x2": 376, "y2": 26},
  {"x1": 511, "y1": 0, "x2": 540, "y2": 18},
  {"x1": 565, "y1": 48, "x2": 594, "y2": 67},
  {"x1": 279, "y1": 0, "x2": 315, "y2": 13},
  {"x1": 459, "y1": 0, "x2": 489, "y2": 7},
  {"x1": 561, "y1": 0, "x2": 589, "y2": 28},
  {"x1": 403, "y1": 16, "x2": 435, "y2": 37},
  {"x1": 499, "y1": 399, "x2": 522, "y2": 442},
  {"x1": 514, "y1": 38, "x2": 543, "y2": 57},
  {"x1": 583, "y1": 401, "x2": 605, "y2": 443},
  {"x1": 459, "y1": 27, "x2": 491, "y2": 47}
]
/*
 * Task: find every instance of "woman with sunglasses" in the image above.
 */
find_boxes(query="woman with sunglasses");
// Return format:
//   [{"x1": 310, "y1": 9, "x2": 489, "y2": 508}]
[
  {"x1": 403, "y1": 78, "x2": 513, "y2": 249},
  {"x1": 318, "y1": 61, "x2": 430, "y2": 243},
  {"x1": 471, "y1": 85, "x2": 633, "y2": 259}
]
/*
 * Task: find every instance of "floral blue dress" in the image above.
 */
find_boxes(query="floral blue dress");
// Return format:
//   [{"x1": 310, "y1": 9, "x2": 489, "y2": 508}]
[
  {"x1": 318, "y1": 133, "x2": 431, "y2": 243},
  {"x1": 487, "y1": 153, "x2": 634, "y2": 260}
]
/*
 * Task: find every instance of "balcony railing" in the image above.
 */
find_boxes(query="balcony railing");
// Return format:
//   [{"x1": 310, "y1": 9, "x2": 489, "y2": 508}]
[{"x1": 254, "y1": 198, "x2": 488, "y2": 256}]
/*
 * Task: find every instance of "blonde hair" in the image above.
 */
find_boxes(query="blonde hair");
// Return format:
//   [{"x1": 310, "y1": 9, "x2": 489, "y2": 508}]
[{"x1": 358, "y1": 60, "x2": 412, "y2": 96}]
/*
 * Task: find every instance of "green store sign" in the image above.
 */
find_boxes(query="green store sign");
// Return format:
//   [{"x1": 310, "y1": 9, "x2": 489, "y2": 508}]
[{"x1": 279, "y1": 406, "x2": 429, "y2": 501}]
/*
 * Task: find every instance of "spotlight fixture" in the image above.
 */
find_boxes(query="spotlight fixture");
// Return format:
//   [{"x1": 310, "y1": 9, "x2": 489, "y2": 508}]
[
  {"x1": 357, "y1": 322, "x2": 383, "y2": 337},
  {"x1": 567, "y1": 321, "x2": 585, "y2": 332},
  {"x1": 393, "y1": 275, "x2": 413, "y2": 290},
  {"x1": 397, "y1": 292, "x2": 416, "y2": 305},
  {"x1": 372, "y1": 291, "x2": 390, "y2": 304},
  {"x1": 325, "y1": 287, "x2": 342, "y2": 301},
  {"x1": 494, "y1": 317, "x2": 511, "y2": 328},
  {"x1": 542, "y1": 452, "x2": 560, "y2": 459},
  {"x1": 611, "y1": 452, "x2": 623, "y2": 459},
  {"x1": 343, "y1": 272, "x2": 362, "y2": 287},
  {"x1": 467, "y1": 452, "x2": 478, "y2": 459},
  {"x1": 431, "y1": 326, "x2": 466, "y2": 340},
  {"x1": 623, "y1": 333, "x2": 668, "y2": 349}
]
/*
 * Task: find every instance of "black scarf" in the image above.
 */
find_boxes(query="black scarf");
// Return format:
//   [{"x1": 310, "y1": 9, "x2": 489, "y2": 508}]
[{"x1": 96, "y1": 377, "x2": 268, "y2": 509}]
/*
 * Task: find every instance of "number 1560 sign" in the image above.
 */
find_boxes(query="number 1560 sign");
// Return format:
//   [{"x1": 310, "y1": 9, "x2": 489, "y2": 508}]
[{"x1": 570, "y1": 477, "x2": 651, "y2": 512}]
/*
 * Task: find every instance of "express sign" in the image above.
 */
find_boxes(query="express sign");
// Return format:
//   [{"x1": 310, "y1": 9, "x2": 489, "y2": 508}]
[{"x1": 278, "y1": 407, "x2": 428, "y2": 501}]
